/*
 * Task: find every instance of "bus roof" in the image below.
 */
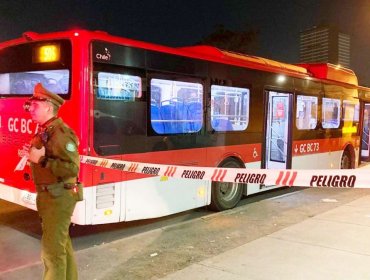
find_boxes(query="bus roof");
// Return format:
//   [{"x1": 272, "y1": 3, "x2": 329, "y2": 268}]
[
  {"x1": 178, "y1": 45, "x2": 308, "y2": 76},
  {"x1": 179, "y1": 46, "x2": 360, "y2": 87},
  {"x1": 297, "y1": 63, "x2": 358, "y2": 86},
  {"x1": 1, "y1": 29, "x2": 368, "y2": 89}
]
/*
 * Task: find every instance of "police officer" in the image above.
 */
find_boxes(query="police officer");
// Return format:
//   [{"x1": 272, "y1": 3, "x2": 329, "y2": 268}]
[{"x1": 23, "y1": 83, "x2": 80, "y2": 280}]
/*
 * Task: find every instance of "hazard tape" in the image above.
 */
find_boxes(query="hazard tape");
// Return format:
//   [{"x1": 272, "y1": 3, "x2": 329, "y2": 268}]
[{"x1": 80, "y1": 155, "x2": 370, "y2": 188}]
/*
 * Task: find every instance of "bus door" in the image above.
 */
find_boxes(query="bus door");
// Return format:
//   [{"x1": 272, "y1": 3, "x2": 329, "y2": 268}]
[
  {"x1": 264, "y1": 91, "x2": 292, "y2": 169},
  {"x1": 361, "y1": 103, "x2": 370, "y2": 161}
]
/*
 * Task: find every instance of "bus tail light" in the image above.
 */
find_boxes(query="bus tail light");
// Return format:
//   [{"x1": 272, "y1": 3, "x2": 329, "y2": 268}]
[{"x1": 96, "y1": 184, "x2": 115, "y2": 209}]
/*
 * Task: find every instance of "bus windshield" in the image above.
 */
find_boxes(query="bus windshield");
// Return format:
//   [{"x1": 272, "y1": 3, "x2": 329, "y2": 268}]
[
  {"x1": 0, "y1": 39, "x2": 72, "y2": 97},
  {"x1": 0, "y1": 70, "x2": 69, "y2": 95}
]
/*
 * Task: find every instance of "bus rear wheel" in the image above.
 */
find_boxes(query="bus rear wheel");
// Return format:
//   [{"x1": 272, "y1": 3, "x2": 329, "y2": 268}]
[
  {"x1": 209, "y1": 158, "x2": 244, "y2": 211},
  {"x1": 341, "y1": 150, "x2": 352, "y2": 169}
]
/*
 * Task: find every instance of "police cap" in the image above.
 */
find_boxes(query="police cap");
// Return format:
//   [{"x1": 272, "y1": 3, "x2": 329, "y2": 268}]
[{"x1": 30, "y1": 83, "x2": 65, "y2": 107}]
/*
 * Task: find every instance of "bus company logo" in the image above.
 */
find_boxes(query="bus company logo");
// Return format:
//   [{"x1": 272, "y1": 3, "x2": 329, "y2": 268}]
[
  {"x1": 310, "y1": 175, "x2": 356, "y2": 188},
  {"x1": 96, "y1": 48, "x2": 111, "y2": 61}
]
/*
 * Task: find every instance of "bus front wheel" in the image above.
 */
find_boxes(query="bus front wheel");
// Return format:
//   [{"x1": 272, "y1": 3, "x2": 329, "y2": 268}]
[{"x1": 209, "y1": 158, "x2": 244, "y2": 211}]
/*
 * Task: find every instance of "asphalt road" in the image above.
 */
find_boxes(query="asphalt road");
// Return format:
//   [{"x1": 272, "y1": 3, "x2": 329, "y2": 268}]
[{"x1": 0, "y1": 196, "x2": 210, "y2": 274}]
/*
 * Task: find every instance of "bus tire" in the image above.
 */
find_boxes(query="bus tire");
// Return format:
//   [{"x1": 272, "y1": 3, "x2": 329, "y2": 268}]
[
  {"x1": 209, "y1": 158, "x2": 244, "y2": 211},
  {"x1": 341, "y1": 150, "x2": 352, "y2": 169}
]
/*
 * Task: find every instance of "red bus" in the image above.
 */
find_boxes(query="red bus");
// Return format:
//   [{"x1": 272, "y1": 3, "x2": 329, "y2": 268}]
[{"x1": 0, "y1": 30, "x2": 368, "y2": 225}]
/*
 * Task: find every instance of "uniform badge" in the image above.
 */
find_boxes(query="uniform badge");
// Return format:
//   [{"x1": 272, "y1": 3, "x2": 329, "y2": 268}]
[{"x1": 66, "y1": 142, "x2": 76, "y2": 152}]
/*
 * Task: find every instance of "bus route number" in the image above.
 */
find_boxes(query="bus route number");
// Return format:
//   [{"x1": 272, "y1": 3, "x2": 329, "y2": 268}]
[{"x1": 299, "y1": 142, "x2": 319, "y2": 154}]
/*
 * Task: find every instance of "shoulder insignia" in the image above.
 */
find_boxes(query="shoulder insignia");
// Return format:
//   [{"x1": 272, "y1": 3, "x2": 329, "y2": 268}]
[{"x1": 66, "y1": 142, "x2": 77, "y2": 152}]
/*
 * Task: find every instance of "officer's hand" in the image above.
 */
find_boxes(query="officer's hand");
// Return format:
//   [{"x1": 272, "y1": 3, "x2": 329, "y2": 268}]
[
  {"x1": 19, "y1": 144, "x2": 31, "y2": 158},
  {"x1": 29, "y1": 146, "x2": 45, "y2": 163}
]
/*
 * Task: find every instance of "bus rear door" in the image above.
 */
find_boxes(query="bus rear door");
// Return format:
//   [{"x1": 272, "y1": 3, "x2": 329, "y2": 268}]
[
  {"x1": 361, "y1": 103, "x2": 370, "y2": 161},
  {"x1": 264, "y1": 91, "x2": 293, "y2": 170}
]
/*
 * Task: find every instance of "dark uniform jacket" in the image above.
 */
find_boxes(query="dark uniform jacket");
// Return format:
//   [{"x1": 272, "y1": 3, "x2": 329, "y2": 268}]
[{"x1": 30, "y1": 117, "x2": 79, "y2": 186}]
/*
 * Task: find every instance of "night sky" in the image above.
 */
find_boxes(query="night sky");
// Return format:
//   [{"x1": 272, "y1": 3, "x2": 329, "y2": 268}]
[{"x1": 0, "y1": 0, "x2": 369, "y2": 85}]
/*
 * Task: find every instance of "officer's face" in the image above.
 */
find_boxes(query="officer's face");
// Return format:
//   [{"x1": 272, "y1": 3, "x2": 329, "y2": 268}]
[{"x1": 28, "y1": 100, "x2": 53, "y2": 124}]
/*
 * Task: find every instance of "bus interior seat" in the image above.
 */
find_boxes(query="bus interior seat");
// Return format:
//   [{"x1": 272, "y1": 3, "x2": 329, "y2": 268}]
[
  {"x1": 212, "y1": 118, "x2": 233, "y2": 131},
  {"x1": 151, "y1": 104, "x2": 165, "y2": 133},
  {"x1": 160, "y1": 100, "x2": 186, "y2": 133},
  {"x1": 186, "y1": 102, "x2": 202, "y2": 132},
  {"x1": 153, "y1": 100, "x2": 202, "y2": 134},
  {"x1": 173, "y1": 101, "x2": 186, "y2": 132},
  {"x1": 160, "y1": 103, "x2": 176, "y2": 133}
]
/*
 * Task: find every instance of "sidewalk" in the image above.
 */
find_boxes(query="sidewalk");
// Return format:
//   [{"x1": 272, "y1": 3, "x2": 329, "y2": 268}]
[{"x1": 162, "y1": 195, "x2": 370, "y2": 280}]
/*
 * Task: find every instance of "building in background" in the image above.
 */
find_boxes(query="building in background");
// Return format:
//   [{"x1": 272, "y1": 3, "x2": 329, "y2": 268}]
[{"x1": 300, "y1": 26, "x2": 350, "y2": 69}]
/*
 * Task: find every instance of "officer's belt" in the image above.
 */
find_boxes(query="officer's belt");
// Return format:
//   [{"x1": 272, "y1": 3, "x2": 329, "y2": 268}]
[{"x1": 36, "y1": 182, "x2": 77, "y2": 192}]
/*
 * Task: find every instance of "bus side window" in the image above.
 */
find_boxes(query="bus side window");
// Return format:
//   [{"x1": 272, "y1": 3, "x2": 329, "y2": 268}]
[
  {"x1": 322, "y1": 98, "x2": 340, "y2": 129},
  {"x1": 296, "y1": 95, "x2": 318, "y2": 130},
  {"x1": 210, "y1": 85, "x2": 249, "y2": 132},
  {"x1": 342, "y1": 100, "x2": 360, "y2": 123},
  {"x1": 150, "y1": 78, "x2": 203, "y2": 134}
]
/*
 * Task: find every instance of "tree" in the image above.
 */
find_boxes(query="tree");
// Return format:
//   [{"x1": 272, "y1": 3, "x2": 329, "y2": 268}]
[{"x1": 198, "y1": 24, "x2": 259, "y2": 54}]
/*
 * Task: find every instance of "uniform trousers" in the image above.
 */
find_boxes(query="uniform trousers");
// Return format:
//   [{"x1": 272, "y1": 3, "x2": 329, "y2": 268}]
[{"x1": 36, "y1": 187, "x2": 78, "y2": 280}]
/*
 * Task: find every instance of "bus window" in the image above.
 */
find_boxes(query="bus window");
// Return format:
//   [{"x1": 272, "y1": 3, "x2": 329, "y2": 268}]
[
  {"x1": 150, "y1": 78, "x2": 203, "y2": 134},
  {"x1": 0, "y1": 39, "x2": 71, "y2": 97},
  {"x1": 342, "y1": 100, "x2": 359, "y2": 122},
  {"x1": 322, "y1": 98, "x2": 341, "y2": 129},
  {"x1": 342, "y1": 100, "x2": 359, "y2": 134},
  {"x1": 96, "y1": 72, "x2": 141, "y2": 100},
  {"x1": 210, "y1": 85, "x2": 249, "y2": 132},
  {"x1": 296, "y1": 95, "x2": 318, "y2": 130},
  {"x1": 93, "y1": 71, "x2": 146, "y2": 155},
  {"x1": 0, "y1": 70, "x2": 70, "y2": 95}
]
